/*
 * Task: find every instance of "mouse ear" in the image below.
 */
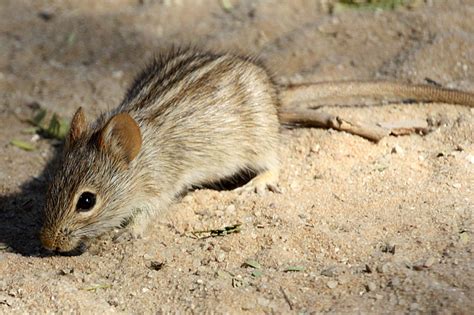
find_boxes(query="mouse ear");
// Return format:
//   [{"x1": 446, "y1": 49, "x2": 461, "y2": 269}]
[
  {"x1": 66, "y1": 107, "x2": 87, "y2": 148},
  {"x1": 97, "y1": 113, "x2": 142, "y2": 164}
]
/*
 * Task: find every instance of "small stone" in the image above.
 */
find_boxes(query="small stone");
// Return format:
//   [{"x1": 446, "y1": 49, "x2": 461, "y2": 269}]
[
  {"x1": 375, "y1": 294, "x2": 383, "y2": 300},
  {"x1": 143, "y1": 253, "x2": 153, "y2": 260},
  {"x1": 192, "y1": 259, "x2": 201, "y2": 268},
  {"x1": 241, "y1": 300, "x2": 256, "y2": 310},
  {"x1": 410, "y1": 303, "x2": 420, "y2": 311},
  {"x1": 424, "y1": 257, "x2": 436, "y2": 268},
  {"x1": 338, "y1": 276, "x2": 349, "y2": 285},
  {"x1": 376, "y1": 263, "x2": 390, "y2": 274},
  {"x1": 31, "y1": 134, "x2": 40, "y2": 142},
  {"x1": 366, "y1": 282, "x2": 377, "y2": 292},
  {"x1": 388, "y1": 277, "x2": 400, "y2": 288},
  {"x1": 413, "y1": 264, "x2": 424, "y2": 271},
  {"x1": 196, "y1": 279, "x2": 204, "y2": 285},
  {"x1": 466, "y1": 154, "x2": 474, "y2": 164},
  {"x1": 221, "y1": 245, "x2": 231, "y2": 252},
  {"x1": 391, "y1": 145, "x2": 404, "y2": 155},
  {"x1": 225, "y1": 204, "x2": 236, "y2": 214},
  {"x1": 311, "y1": 144, "x2": 321, "y2": 153},
  {"x1": 215, "y1": 210, "x2": 224, "y2": 217},
  {"x1": 321, "y1": 266, "x2": 339, "y2": 277},
  {"x1": 216, "y1": 252, "x2": 226, "y2": 263},
  {"x1": 326, "y1": 280, "x2": 338, "y2": 289},
  {"x1": 141, "y1": 287, "x2": 149, "y2": 293},
  {"x1": 452, "y1": 183, "x2": 461, "y2": 189},
  {"x1": 257, "y1": 297, "x2": 270, "y2": 306}
]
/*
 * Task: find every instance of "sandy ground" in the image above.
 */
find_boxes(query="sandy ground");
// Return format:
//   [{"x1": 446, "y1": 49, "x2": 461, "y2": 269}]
[{"x1": 0, "y1": 0, "x2": 473, "y2": 313}]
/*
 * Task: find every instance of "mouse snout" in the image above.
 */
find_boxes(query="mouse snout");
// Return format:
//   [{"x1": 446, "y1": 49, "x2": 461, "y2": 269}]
[
  {"x1": 39, "y1": 227, "x2": 58, "y2": 251},
  {"x1": 40, "y1": 226, "x2": 84, "y2": 254}
]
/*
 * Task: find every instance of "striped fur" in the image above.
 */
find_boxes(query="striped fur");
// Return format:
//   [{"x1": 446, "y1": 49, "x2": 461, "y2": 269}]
[{"x1": 40, "y1": 48, "x2": 281, "y2": 252}]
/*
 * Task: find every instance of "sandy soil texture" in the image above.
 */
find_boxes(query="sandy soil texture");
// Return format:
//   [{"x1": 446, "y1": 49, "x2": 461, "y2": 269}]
[{"x1": 0, "y1": 0, "x2": 473, "y2": 313}]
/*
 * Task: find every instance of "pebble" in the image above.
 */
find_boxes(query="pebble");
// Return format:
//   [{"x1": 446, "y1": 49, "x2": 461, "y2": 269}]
[
  {"x1": 257, "y1": 297, "x2": 270, "y2": 307},
  {"x1": 366, "y1": 282, "x2": 377, "y2": 292},
  {"x1": 221, "y1": 245, "x2": 231, "y2": 252},
  {"x1": 376, "y1": 263, "x2": 390, "y2": 274},
  {"x1": 410, "y1": 302, "x2": 420, "y2": 311},
  {"x1": 321, "y1": 266, "x2": 340, "y2": 277},
  {"x1": 391, "y1": 145, "x2": 404, "y2": 155},
  {"x1": 31, "y1": 134, "x2": 40, "y2": 142},
  {"x1": 143, "y1": 253, "x2": 153, "y2": 260},
  {"x1": 192, "y1": 259, "x2": 201, "y2": 268},
  {"x1": 225, "y1": 204, "x2": 236, "y2": 214},
  {"x1": 326, "y1": 280, "x2": 338, "y2": 289},
  {"x1": 216, "y1": 252, "x2": 226, "y2": 263},
  {"x1": 466, "y1": 154, "x2": 474, "y2": 164},
  {"x1": 388, "y1": 277, "x2": 400, "y2": 288},
  {"x1": 196, "y1": 279, "x2": 204, "y2": 285},
  {"x1": 311, "y1": 144, "x2": 321, "y2": 153},
  {"x1": 423, "y1": 257, "x2": 436, "y2": 268},
  {"x1": 338, "y1": 276, "x2": 349, "y2": 285}
]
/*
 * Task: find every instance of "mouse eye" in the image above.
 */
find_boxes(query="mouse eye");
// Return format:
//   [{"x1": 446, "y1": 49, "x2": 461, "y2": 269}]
[{"x1": 76, "y1": 192, "x2": 96, "y2": 212}]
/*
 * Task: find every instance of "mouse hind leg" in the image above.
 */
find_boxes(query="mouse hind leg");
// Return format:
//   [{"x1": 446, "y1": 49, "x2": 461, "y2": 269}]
[{"x1": 236, "y1": 149, "x2": 281, "y2": 194}]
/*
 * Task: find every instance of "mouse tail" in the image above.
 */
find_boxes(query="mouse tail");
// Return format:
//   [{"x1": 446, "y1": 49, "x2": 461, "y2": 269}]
[{"x1": 279, "y1": 81, "x2": 474, "y2": 108}]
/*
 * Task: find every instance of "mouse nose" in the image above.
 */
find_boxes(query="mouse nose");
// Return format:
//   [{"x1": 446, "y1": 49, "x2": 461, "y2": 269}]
[{"x1": 39, "y1": 227, "x2": 57, "y2": 251}]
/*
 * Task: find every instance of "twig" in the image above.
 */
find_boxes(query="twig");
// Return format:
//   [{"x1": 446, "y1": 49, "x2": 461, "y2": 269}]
[
  {"x1": 280, "y1": 286, "x2": 294, "y2": 310},
  {"x1": 279, "y1": 109, "x2": 389, "y2": 142}
]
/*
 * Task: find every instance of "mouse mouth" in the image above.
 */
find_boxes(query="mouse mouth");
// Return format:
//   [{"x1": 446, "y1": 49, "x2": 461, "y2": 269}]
[
  {"x1": 41, "y1": 240, "x2": 87, "y2": 256},
  {"x1": 57, "y1": 241, "x2": 88, "y2": 256},
  {"x1": 40, "y1": 228, "x2": 88, "y2": 255}
]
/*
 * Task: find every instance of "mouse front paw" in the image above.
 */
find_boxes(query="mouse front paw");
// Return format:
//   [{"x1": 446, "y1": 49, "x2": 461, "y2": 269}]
[{"x1": 113, "y1": 212, "x2": 150, "y2": 243}]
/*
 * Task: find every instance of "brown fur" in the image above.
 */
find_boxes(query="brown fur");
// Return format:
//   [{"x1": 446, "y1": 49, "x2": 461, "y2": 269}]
[
  {"x1": 40, "y1": 48, "x2": 279, "y2": 252},
  {"x1": 98, "y1": 113, "x2": 142, "y2": 164}
]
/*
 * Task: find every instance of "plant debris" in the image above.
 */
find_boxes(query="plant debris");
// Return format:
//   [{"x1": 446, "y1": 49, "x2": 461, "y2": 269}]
[
  {"x1": 251, "y1": 269, "x2": 263, "y2": 278},
  {"x1": 23, "y1": 106, "x2": 70, "y2": 140},
  {"x1": 10, "y1": 139, "x2": 36, "y2": 151},
  {"x1": 284, "y1": 266, "x2": 305, "y2": 272},
  {"x1": 220, "y1": 0, "x2": 233, "y2": 12},
  {"x1": 191, "y1": 224, "x2": 241, "y2": 239},
  {"x1": 335, "y1": 0, "x2": 412, "y2": 11},
  {"x1": 81, "y1": 283, "x2": 112, "y2": 292},
  {"x1": 243, "y1": 260, "x2": 261, "y2": 269}
]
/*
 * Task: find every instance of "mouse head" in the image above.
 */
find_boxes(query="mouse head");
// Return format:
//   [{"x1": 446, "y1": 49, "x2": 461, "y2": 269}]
[{"x1": 40, "y1": 107, "x2": 142, "y2": 253}]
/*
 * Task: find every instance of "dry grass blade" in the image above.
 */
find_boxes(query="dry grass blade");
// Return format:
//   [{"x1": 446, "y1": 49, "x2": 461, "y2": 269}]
[
  {"x1": 191, "y1": 224, "x2": 242, "y2": 239},
  {"x1": 10, "y1": 139, "x2": 36, "y2": 151}
]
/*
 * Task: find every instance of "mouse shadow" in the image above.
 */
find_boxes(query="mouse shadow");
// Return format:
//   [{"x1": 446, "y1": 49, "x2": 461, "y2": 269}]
[{"x1": 0, "y1": 144, "x2": 63, "y2": 257}]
